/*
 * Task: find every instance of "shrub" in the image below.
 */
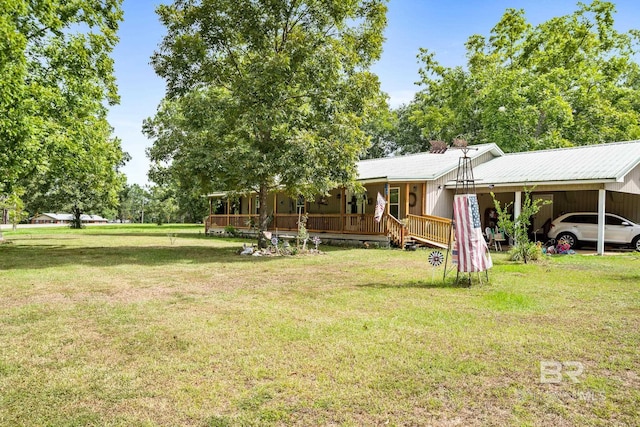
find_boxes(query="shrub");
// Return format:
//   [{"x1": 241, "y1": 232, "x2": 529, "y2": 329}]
[{"x1": 224, "y1": 225, "x2": 238, "y2": 237}]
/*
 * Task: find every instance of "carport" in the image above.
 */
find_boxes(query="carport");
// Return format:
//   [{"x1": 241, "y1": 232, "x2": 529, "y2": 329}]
[{"x1": 453, "y1": 141, "x2": 640, "y2": 255}]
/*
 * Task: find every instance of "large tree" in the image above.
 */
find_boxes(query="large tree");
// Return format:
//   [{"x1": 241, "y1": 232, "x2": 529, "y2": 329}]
[
  {"x1": 411, "y1": 0, "x2": 640, "y2": 152},
  {"x1": 145, "y1": 0, "x2": 387, "y2": 247},
  {"x1": 0, "y1": 0, "x2": 127, "y2": 222},
  {"x1": 361, "y1": 102, "x2": 428, "y2": 159}
]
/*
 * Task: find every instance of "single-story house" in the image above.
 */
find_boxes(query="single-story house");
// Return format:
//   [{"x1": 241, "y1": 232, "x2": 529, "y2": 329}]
[
  {"x1": 205, "y1": 140, "x2": 640, "y2": 253},
  {"x1": 31, "y1": 213, "x2": 109, "y2": 224}
]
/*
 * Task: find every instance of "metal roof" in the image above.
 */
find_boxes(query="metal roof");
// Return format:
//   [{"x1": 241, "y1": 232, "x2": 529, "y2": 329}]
[
  {"x1": 356, "y1": 143, "x2": 504, "y2": 182},
  {"x1": 469, "y1": 140, "x2": 640, "y2": 187}
]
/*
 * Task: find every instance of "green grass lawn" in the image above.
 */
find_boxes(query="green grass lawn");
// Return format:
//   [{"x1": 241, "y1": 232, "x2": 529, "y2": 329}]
[{"x1": 0, "y1": 225, "x2": 638, "y2": 426}]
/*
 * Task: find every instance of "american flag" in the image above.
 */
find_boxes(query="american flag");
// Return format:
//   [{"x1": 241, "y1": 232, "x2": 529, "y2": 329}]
[
  {"x1": 374, "y1": 192, "x2": 386, "y2": 222},
  {"x1": 453, "y1": 194, "x2": 492, "y2": 272}
]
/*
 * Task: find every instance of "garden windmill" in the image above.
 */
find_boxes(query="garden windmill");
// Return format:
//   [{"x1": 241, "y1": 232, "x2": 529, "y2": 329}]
[{"x1": 442, "y1": 138, "x2": 493, "y2": 284}]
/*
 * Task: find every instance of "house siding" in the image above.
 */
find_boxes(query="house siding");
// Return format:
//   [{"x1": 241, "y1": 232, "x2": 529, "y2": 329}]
[
  {"x1": 605, "y1": 163, "x2": 640, "y2": 195},
  {"x1": 427, "y1": 151, "x2": 498, "y2": 219}
]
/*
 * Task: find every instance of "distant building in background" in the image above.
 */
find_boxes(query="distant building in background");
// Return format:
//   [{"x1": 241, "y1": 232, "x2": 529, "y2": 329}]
[{"x1": 30, "y1": 213, "x2": 108, "y2": 225}]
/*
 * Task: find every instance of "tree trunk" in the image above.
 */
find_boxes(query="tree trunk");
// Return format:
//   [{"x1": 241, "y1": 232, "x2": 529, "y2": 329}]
[
  {"x1": 257, "y1": 183, "x2": 270, "y2": 248},
  {"x1": 71, "y1": 205, "x2": 83, "y2": 229}
]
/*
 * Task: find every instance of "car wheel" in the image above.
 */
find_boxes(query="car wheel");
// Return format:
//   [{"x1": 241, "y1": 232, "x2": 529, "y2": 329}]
[
  {"x1": 633, "y1": 236, "x2": 640, "y2": 252},
  {"x1": 557, "y1": 232, "x2": 579, "y2": 249}
]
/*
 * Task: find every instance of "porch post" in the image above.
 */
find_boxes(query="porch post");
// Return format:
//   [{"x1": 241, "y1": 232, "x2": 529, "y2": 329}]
[
  {"x1": 421, "y1": 183, "x2": 427, "y2": 216},
  {"x1": 405, "y1": 183, "x2": 410, "y2": 218},
  {"x1": 385, "y1": 183, "x2": 390, "y2": 214},
  {"x1": 208, "y1": 197, "x2": 212, "y2": 231},
  {"x1": 597, "y1": 188, "x2": 606, "y2": 255},
  {"x1": 273, "y1": 193, "x2": 277, "y2": 229},
  {"x1": 248, "y1": 195, "x2": 252, "y2": 217},
  {"x1": 226, "y1": 198, "x2": 230, "y2": 226},
  {"x1": 513, "y1": 191, "x2": 522, "y2": 246},
  {"x1": 340, "y1": 187, "x2": 345, "y2": 233}
]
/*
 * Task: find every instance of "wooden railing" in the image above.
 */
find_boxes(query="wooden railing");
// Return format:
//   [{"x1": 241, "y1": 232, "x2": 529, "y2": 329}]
[
  {"x1": 205, "y1": 213, "x2": 385, "y2": 235},
  {"x1": 406, "y1": 214, "x2": 452, "y2": 247},
  {"x1": 205, "y1": 214, "x2": 257, "y2": 230},
  {"x1": 386, "y1": 214, "x2": 406, "y2": 247},
  {"x1": 343, "y1": 214, "x2": 386, "y2": 234},
  {"x1": 204, "y1": 212, "x2": 452, "y2": 249}
]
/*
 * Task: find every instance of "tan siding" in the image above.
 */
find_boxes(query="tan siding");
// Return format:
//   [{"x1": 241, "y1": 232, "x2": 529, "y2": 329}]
[
  {"x1": 604, "y1": 192, "x2": 640, "y2": 223},
  {"x1": 605, "y1": 163, "x2": 640, "y2": 195},
  {"x1": 364, "y1": 184, "x2": 385, "y2": 214},
  {"x1": 408, "y1": 183, "x2": 423, "y2": 216},
  {"x1": 552, "y1": 190, "x2": 597, "y2": 217},
  {"x1": 307, "y1": 188, "x2": 343, "y2": 215}
]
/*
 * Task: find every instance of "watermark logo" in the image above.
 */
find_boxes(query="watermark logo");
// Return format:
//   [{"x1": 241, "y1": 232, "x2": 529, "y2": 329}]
[{"x1": 540, "y1": 361, "x2": 584, "y2": 383}]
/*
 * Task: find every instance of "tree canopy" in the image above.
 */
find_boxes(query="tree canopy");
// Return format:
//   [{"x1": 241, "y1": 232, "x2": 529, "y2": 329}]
[
  {"x1": 361, "y1": 102, "x2": 429, "y2": 158},
  {"x1": 145, "y1": 0, "x2": 387, "y2": 245},
  {"x1": 0, "y1": 0, "x2": 127, "y2": 217},
  {"x1": 409, "y1": 0, "x2": 640, "y2": 153}
]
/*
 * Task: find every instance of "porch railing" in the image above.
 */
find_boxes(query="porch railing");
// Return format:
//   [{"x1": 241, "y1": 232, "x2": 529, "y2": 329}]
[
  {"x1": 406, "y1": 214, "x2": 452, "y2": 247},
  {"x1": 204, "y1": 212, "x2": 451, "y2": 248},
  {"x1": 205, "y1": 213, "x2": 385, "y2": 235},
  {"x1": 385, "y1": 214, "x2": 406, "y2": 247},
  {"x1": 205, "y1": 214, "x2": 256, "y2": 230}
]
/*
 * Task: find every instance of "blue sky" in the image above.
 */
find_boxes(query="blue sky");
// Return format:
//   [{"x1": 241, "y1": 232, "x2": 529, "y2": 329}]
[{"x1": 108, "y1": 0, "x2": 640, "y2": 186}]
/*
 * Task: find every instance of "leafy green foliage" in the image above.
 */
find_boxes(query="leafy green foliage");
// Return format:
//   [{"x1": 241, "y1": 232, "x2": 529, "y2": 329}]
[
  {"x1": 361, "y1": 102, "x2": 428, "y2": 158},
  {"x1": 0, "y1": 0, "x2": 127, "y2": 217},
  {"x1": 412, "y1": 1, "x2": 640, "y2": 152},
  {"x1": 492, "y1": 188, "x2": 550, "y2": 263},
  {"x1": 117, "y1": 184, "x2": 149, "y2": 223},
  {"x1": 146, "y1": 184, "x2": 179, "y2": 225},
  {"x1": 0, "y1": 190, "x2": 29, "y2": 237},
  {"x1": 145, "y1": 0, "x2": 388, "y2": 245}
]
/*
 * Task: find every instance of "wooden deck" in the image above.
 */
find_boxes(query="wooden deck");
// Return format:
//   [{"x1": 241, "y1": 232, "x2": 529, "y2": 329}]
[{"x1": 205, "y1": 212, "x2": 452, "y2": 248}]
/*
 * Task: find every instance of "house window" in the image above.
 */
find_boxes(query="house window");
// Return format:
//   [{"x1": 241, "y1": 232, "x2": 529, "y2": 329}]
[
  {"x1": 296, "y1": 195, "x2": 305, "y2": 214},
  {"x1": 389, "y1": 187, "x2": 400, "y2": 219}
]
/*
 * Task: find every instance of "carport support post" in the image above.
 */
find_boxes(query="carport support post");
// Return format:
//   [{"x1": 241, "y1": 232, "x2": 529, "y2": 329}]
[
  {"x1": 597, "y1": 189, "x2": 606, "y2": 255},
  {"x1": 514, "y1": 191, "x2": 522, "y2": 219},
  {"x1": 514, "y1": 191, "x2": 522, "y2": 245}
]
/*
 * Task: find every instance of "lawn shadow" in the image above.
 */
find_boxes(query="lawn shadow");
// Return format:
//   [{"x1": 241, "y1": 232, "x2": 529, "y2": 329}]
[
  {"x1": 83, "y1": 232, "x2": 207, "y2": 239},
  {"x1": 358, "y1": 277, "x2": 477, "y2": 289},
  {"x1": 0, "y1": 244, "x2": 285, "y2": 270}
]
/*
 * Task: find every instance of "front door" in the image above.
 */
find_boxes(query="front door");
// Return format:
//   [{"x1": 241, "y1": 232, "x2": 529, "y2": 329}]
[{"x1": 389, "y1": 187, "x2": 400, "y2": 219}]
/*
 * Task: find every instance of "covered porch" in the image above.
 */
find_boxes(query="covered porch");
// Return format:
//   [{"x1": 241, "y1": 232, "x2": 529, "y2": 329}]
[{"x1": 204, "y1": 183, "x2": 452, "y2": 248}]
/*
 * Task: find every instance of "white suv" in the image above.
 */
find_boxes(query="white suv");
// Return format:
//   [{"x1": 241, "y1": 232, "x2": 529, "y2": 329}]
[{"x1": 548, "y1": 212, "x2": 640, "y2": 251}]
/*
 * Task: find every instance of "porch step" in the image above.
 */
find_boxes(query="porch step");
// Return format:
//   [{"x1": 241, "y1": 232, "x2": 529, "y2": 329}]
[{"x1": 408, "y1": 235, "x2": 449, "y2": 250}]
